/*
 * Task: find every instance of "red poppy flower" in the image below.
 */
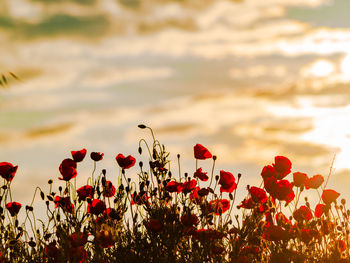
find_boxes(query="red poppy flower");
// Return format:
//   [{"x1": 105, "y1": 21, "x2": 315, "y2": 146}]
[
  {"x1": 208, "y1": 199, "x2": 230, "y2": 215},
  {"x1": 238, "y1": 198, "x2": 255, "y2": 209},
  {"x1": 165, "y1": 181, "x2": 183, "y2": 193},
  {"x1": 182, "y1": 179, "x2": 197, "y2": 194},
  {"x1": 293, "y1": 172, "x2": 308, "y2": 187},
  {"x1": 43, "y1": 242, "x2": 59, "y2": 261},
  {"x1": 219, "y1": 170, "x2": 237, "y2": 193},
  {"x1": 181, "y1": 214, "x2": 199, "y2": 227},
  {"x1": 77, "y1": 185, "x2": 94, "y2": 201},
  {"x1": 6, "y1": 202, "x2": 21, "y2": 217},
  {"x1": 262, "y1": 225, "x2": 289, "y2": 241},
  {"x1": 189, "y1": 187, "x2": 200, "y2": 204},
  {"x1": 293, "y1": 205, "x2": 313, "y2": 221},
  {"x1": 249, "y1": 186, "x2": 267, "y2": 203},
  {"x1": 0, "y1": 162, "x2": 18, "y2": 182},
  {"x1": 54, "y1": 196, "x2": 74, "y2": 213},
  {"x1": 70, "y1": 232, "x2": 88, "y2": 247},
  {"x1": 87, "y1": 199, "x2": 106, "y2": 215},
  {"x1": 90, "y1": 152, "x2": 104, "y2": 162},
  {"x1": 261, "y1": 165, "x2": 277, "y2": 180},
  {"x1": 264, "y1": 176, "x2": 277, "y2": 194},
  {"x1": 58, "y1": 158, "x2": 77, "y2": 181},
  {"x1": 71, "y1": 149, "x2": 87, "y2": 162},
  {"x1": 197, "y1": 187, "x2": 210, "y2": 197},
  {"x1": 273, "y1": 156, "x2": 292, "y2": 179},
  {"x1": 103, "y1": 181, "x2": 116, "y2": 197},
  {"x1": 147, "y1": 218, "x2": 163, "y2": 232},
  {"x1": 115, "y1": 154, "x2": 136, "y2": 169},
  {"x1": 274, "y1": 180, "x2": 295, "y2": 203},
  {"x1": 68, "y1": 247, "x2": 88, "y2": 263},
  {"x1": 194, "y1": 144, "x2": 212, "y2": 160},
  {"x1": 193, "y1": 168, "x2": 209, "y2": 181},
  {"x1": 305, "y1": 174, "x2": 324, "y2": 189},
  {"x1": 103, "y1": 208, "x2": 116, "y2": 219},
  {"x1": 131, "y1": 192, "x2": 149, "y2": 205},
  {"x1": 322, "y1": 189, "x2": 340, "y2": 205},
  {"x1": 315, "y1": 204, "x2": 326, "y2": 218}
]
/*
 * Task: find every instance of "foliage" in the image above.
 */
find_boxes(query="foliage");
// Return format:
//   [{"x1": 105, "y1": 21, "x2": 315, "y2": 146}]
[{"x1": 0, "y1": 125, "x2": 348, "y2": 262}]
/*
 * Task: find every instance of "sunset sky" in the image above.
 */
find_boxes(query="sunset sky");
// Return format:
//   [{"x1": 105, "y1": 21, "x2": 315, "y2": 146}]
[{"x1": 1, "y1": 0, "x2": 350, "y2": 205}]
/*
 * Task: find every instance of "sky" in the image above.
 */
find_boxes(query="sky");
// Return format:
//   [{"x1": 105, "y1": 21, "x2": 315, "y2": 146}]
[{"x1": 1, "y1": 0, "x2": 350, "y2": 208}]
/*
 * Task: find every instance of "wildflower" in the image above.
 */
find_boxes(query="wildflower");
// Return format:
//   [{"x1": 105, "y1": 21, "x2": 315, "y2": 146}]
[
  {"x1": 305, "y1": 174, "x2": 324, "y2": 189},
  {"x1": 249, "y1": 186, "x2": 267, "y2": 203},
  {"x1": 197, "y1": 187, "x2": 210, "y2": 197},
  {"x1": 165, "y1": 181, "x2": 183, "y2": 193},
  {"x1": 263, "y1": 225, "x2": 289, "y2": 241},
  {"x1": 293, "y1": 172, "x2": 308, "y2": 187},
  {"x1": 147, "y1": 218, "x2": 163, "y2": 232},
  {"x1": 208, "y1": 199, "x2": 230, "y2": 215},
  {"x1": 322, "y1": 189, "x2": 340, "y2": 205},
  {"x1": 58, "y1": 158, "x2": 77, "y2": 181},
  {"x1": 315, "y1": 204, "x2": 326, "y2": 218},
  {"x1": 71, "y1": 148, "x2": 87, "y2": 162},
  {"x1": 103, "y1": 208, "x2": 117, "y2": 219},
  {"x1": 261, "y1": 165, "x2": 277, "y2": 180},
  {"x1": 293, "y1": 206, "x2": 313, "y2": 221},
  {"x1": 218, "y1": 170, "x2": 237, "y2": 193},
  {"x1": 115, "y1": 154, "x2": 136, "y2": 169},
  {"x1": 0, "y1": 162, "x2": 18, "y2": 182},
  {"x1": 103, "y1": 181, "x2": 116, "y2": 197},
  {"x1": 238, "y1": 198, "x2": 255, "y2": 209},
  {"x1": 194, "y1": 144, "x2": 212, "y2": 160},
  {"x1": 264, "y1": 176, "x2": 277, "y2": 194},
  {"x1": 181, "y1": 214, "x2": 199, "y2": 227},
  {"x1": 273, "y1": 180, "x2": 295, "y2": 203},
  {"x1": 193, "y1": 168, "x2": 209, "y2": 181},
  {"x1": 54, "y1": 196, "x2": 74, "y2": 213},
  {"x1": 70, "y1": 232, "x2": 88, "y2": 247},
  {"x1": 77, "y1": 185, "x2": 94, "y2": 201},
  {"x1": 87, "y1": 199, "x2": 106, "y2": 215},
  {"x1": 90, "y1": 152, "x2": 104, "y2": 162},
  {"x1": 182, "y1": 179, "x2": 197, "y2": 194},
  {"x1": 6, "y1": 202, "x2": 21, "y2": 216},
  {"x1": 273, "y1": 156, "x2": 292, "y2": 179},
  {"x1": 43, "y1": 242, "x2": 59, "y2": 262}
]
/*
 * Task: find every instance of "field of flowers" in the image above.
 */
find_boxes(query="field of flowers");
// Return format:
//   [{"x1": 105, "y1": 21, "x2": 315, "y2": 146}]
[{"x1": 0, "y1": 125, "x2": 348, "y2": 262}]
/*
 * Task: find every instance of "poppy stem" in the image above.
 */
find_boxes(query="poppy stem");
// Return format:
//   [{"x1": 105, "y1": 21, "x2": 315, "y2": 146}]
[{"x1": 208, "y1": 158, "x2": 216, "y2": 189}]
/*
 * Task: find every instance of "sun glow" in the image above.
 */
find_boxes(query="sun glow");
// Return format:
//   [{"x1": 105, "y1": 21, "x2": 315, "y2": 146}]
[{"x1": 341, "y1": 54, "x2": 350, "y2": 78}]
